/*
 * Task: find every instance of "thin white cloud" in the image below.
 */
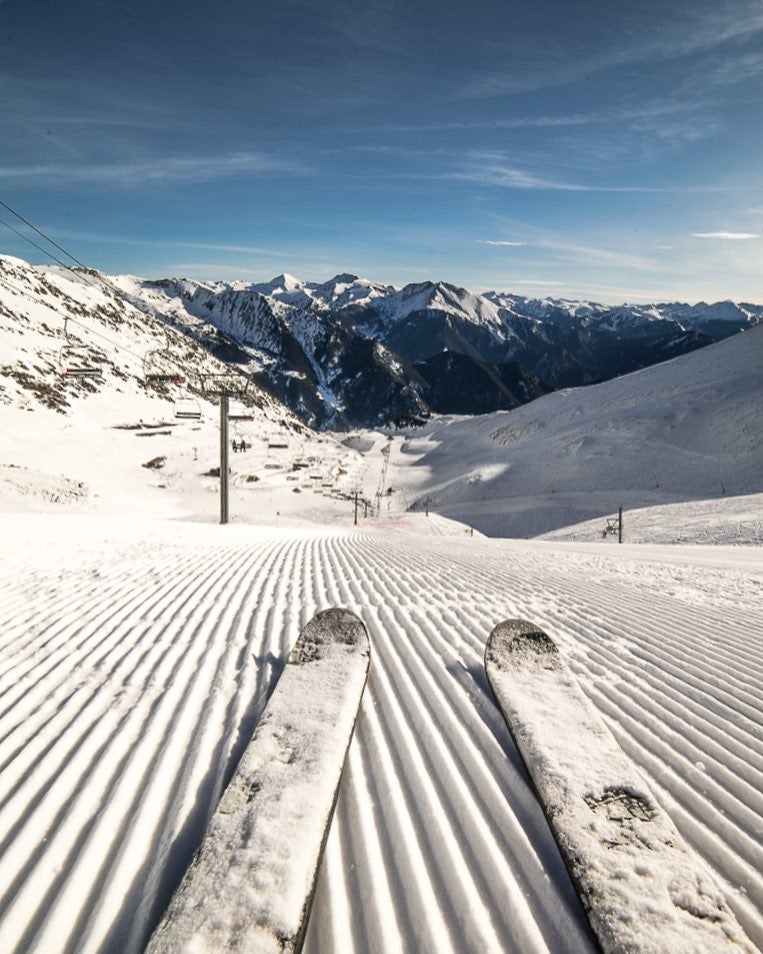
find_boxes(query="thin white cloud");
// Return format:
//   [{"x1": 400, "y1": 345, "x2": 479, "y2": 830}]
[
  {"x1": 509, "y1": 279, "x2": 565, "y2": 287},
  {"x1": 0, "y1": 153, "x2": 310, "y2": 186},
  {"x1": 478, "y1": 240, "x2": 527, "y2": 247},
  {"x1": 447, "y1": 157, "x2": 720, "y2": 194},
  {"x1": 692, "y1": 231, "x2": 759, "y2": 240},
  {"x1": 465, "y1": 5, "x2": 763, "y2": 100}
]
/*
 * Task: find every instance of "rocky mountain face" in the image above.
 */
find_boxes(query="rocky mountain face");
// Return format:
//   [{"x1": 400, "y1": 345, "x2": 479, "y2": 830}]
[
  {"x1": 123, "y1": 273, "x2": 760, "y2": 429},
  {"x1": 4, "y1": 254, "x2": 760, "y2": 431}
]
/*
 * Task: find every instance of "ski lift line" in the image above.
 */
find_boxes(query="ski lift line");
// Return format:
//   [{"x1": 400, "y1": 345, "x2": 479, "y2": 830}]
[
  {"x1": 0, "y1": 200, "x2": 251, "y2": 405},
  {"x1": 0, "y1": 214, "x2": 77, "y2": 273},
  {"x1": 0, "y1": 198, "x2": 90, "y2": 271},
  {"x1": 0, "y1": 199, "x2": 241, "y2": 371},
  {"x1": 0, "y1": 276, "x2": 145, "y2": 369},
  {"x1": 0, "y1": 202, "x2": 255, "y2": 404},
  {"x1": 0, "y1": 198, "x2": 193, "y2": 341},
  {"x1": 0, "y1": 198, "x2": 120, "y2": 299},
  {"x1": 200, "y1": 373, "x2": 253, "y2": 398},
  {"x1": 143, "y1": 332, "x2": 188, "y2": 385},
  {"x1": 0, "y1": 202, "x2": 253, "y2": 403},
  {"x1": 0, "y1": 272, "x2": 151, "y2": 371},
  {"x1": 4, "y1": 270, "x2": 235, "y2": 402}
]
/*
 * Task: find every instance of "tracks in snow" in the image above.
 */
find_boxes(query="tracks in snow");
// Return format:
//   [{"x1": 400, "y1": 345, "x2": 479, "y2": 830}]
[{"x1": 0, "y1": 516, "x2": 761, "y2": 952}]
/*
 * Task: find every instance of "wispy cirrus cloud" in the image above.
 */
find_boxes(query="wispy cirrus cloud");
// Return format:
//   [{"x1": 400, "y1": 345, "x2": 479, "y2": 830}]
[
  {"x1": 692, "y1": 231, "x2": 759, "y2": 240},
  {"x1": 0, "y1": 153, "x2": 310, "y2": 187},
  {"x1": 478, "y1": 239, "x2": 527, "y2": 247},
  {"x1": 464, "y1": 4, "x2": 763, "y2": 99},
  {"x1": 445, "y1": 152, "x2": 725, "y2": 194}
]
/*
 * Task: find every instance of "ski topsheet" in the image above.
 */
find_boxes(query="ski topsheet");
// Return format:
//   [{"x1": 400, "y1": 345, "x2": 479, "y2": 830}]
[
  {"x1": 485, "y1": 618, "x2": 754, "y2": 954},
  {"x1": 147, "y1": 608, "x2": 371, "y2": 954}
]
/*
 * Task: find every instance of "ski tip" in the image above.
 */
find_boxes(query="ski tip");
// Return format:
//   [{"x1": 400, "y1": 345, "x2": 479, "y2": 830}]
[
  {"x1": 290, "y1": 608, "x2": 370, "y2": 665},
  {"x1": 485, "y1": 618, "x2": 559, "y2": 671}
]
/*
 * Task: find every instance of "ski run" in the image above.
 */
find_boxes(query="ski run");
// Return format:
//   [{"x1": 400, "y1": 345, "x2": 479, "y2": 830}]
[
  {"x1": 147, "y1": 608, "x2": 370, "y2": 953},
  {"x1": 485, "y1": 619, "x2": 756, "y2": 953},
  {"x1": 0, "y1": 513, "x2": 761, "y2": 953},
  {"x1": 1, "y1": 258, "x2": 762, "y2": 951}
]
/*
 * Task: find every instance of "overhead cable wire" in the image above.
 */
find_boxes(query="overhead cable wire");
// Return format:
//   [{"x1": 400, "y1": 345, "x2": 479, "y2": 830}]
[
  {"x1": 0, "y1": 214, "x2": 76, "y2": 273},
  {"x1": 0, "y1": 198, "x2": 256, "y2": 395},
  {"x1": 0, "y1": 197, "x2": 90, "y2": 270},
  {"x1": 0, "y1": 198, "x2": 120, "y2": 298},
  {"x1": 0, "y1": 273, "x2": 146, "y2": 366}
]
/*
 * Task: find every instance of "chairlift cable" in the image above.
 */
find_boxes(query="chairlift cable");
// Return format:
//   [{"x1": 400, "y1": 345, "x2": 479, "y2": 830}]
[
  {"x1": 0, "y1": 200, "x2": 256, "y2": 397},
  {"x1": 0, "y1": 198, "x2": 91, "y2": 271},
  {"x1": 0, "y1": 197, "x2": 153, "y2": 304},
  {"x1": 0, "y1": 273, "x2": 145, "y2": 366},
  {"x1": 0, "y1": 214, "x2": 77, "y2": 272}
]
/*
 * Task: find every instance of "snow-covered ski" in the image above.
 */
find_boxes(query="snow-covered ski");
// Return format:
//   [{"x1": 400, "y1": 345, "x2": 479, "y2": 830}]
[
  {"x1": 485, "y1": 618, "x2": 754, "y2": 954},
  {"x1": 147, "y1": 608, "x2": 371, "y2": 954}
]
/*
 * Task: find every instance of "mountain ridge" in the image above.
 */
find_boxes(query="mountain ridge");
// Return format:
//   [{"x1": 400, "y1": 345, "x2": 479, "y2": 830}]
[{"x1": 3, "y1": 254, "x2": 761, "y2": 430}]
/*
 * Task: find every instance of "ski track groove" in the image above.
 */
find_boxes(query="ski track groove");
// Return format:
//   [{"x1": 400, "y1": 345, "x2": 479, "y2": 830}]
[
  {"x1": 603, "y1": 709, "x2": 763, "y2": 941},
  {"x1": 338, "y1": 668, "x2": 461, "y2": 954},
  {"x1": 310, "y1": 725, "x2": 407, "y2": 953},
  {"x1": 359, "y1": 603, "x2": 507, "y2": 954},
  {"x1": 592, "y1": 689, "x2": 763, "y2": 866},
  {"x1": 0, "y1": 526, "x2": 760, "y2": 952},
  {"x1": 601, "y1": 667, "x2": 763, "y2": 803},
  {"x1": 318, "y1": 538, "x2": 594, "y2": 953},
  {"x1": 556, "y1": 611, "x2": 763, "y2": 773},
  {"x1": 321, "y1": 543, "x2": 501, "y2": 952},
  {"x1": 1, "y1": 545, "x2": 250, "y2": 950},
  {"x1": 74, "y1": 539, "x2": 291, "y2": 954},
  {"x1": 0, "y1": 544, "x2": 237, "y2": 805},
  {"x1": 0, "y1": 557, "x2": 224, "y2": 780}
]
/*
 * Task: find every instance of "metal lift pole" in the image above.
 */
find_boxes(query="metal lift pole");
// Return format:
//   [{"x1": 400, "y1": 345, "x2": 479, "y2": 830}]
[{"x1": 220, "y1": 394, "x2": 230, "y2": 525}]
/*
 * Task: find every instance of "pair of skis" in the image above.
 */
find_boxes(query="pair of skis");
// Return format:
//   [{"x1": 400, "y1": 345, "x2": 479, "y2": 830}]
[{"x1": 148, "y1": 613, "x2": 754, "y2": 953}]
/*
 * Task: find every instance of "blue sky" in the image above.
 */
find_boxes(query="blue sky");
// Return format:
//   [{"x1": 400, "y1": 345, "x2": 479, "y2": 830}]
[{"x1": 1, "y1": 0, "x2": 762, "y2": 303}]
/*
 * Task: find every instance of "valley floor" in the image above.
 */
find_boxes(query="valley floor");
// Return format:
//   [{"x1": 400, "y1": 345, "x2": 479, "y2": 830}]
[{"x1": 1, "y1": 513, "x2": 761, "y2": 953}]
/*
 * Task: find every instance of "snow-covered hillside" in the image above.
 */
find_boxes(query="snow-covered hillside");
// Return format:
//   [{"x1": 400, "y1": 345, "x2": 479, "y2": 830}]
[
  {"x1": 1, "y1": 252, "x2": 762, "y2": 953},
  {"x1": 4, "y1": 253, "x2": 762, "y2": 430},
  {"x1": 381, "y1": 324, "x2": 763, "y2": 539}
]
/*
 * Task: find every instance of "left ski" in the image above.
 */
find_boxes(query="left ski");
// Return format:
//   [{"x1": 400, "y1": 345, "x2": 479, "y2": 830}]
[
  {"x1": 485, "y1": 618, "x2": 755, "y2": 954},
  {"x1": 147, "y1": 608, "x2": 371, "y2": 954}
]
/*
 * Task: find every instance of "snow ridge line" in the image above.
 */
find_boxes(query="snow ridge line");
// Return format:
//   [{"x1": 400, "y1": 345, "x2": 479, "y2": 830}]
[
  {"x1": 0, "y1": 535, "x2": 311, "y2": 953},
  {"x1": 303, "y1": 537, "x2": 593, "y2": 953},
  {"x1": 0, "y1": 541, "x2": 265, "y2": 951},
  {"x1": 0, "y1": 527, "x2": 760, "y2": 952}
]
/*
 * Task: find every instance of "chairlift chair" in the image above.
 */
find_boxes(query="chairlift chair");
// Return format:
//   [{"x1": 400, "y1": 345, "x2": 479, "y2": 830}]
[
  {"x1": 143, "y1": 335, "x2": 185, "y2": 386},
  {"x1": 59, "y1": 318, "x2": 103, "y2": 378},
  {"x1": 228, "y1": 399, "x2": 255, "y2": 421},
  {"x1": 148, "y1": 371, "x2": 185, "y2": 385},
  {"x1": 174, "y1": 397, "x2": 202, "y2": 420},
  {"x1": 60, "y1": 349, "x2": 103, "y2": 378}
]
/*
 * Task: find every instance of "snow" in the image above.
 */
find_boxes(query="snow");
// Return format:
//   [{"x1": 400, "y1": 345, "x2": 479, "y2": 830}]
[
  {"x1": 485, "y1": 620, "x2": 755, "y2": 952},
  {"x1": 147, "y1": 609, "x2": 369, "y2": 953},
  {"x1": 377, "y1": 324, "x2": 763, "y2": 538},
  {"x1": 1, "y1": 257, "x2": 762, "y2": 953}
]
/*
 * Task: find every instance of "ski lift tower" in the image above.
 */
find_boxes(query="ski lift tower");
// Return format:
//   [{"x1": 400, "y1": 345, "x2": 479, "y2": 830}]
[{"x1": 201, "y1": 373, "x2": 253, "y2": 525}]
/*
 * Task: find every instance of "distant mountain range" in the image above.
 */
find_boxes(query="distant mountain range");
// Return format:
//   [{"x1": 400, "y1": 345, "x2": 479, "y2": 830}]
[
  {"x1": 116, "y1": 272, "x2": 761, "y2": 428},
  {"x1": 3, "y1": 253, "x2": 761, "y2": 430}
]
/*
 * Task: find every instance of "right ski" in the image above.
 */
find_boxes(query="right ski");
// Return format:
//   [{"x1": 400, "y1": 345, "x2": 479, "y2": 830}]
[
  {"x1": 485, "y1": 618, "x2": 754, "y2": 954},
  {"x1": 147, "y1": 607, "x2": 371, "y2": 954}
]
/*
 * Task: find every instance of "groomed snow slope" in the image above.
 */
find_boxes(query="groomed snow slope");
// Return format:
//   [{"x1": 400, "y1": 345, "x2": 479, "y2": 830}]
[
  {"x1": 0, "y1": 514, "x2": 761, "y2": 953},
  {"x1": 2, "y1": 254, "x2": 762, "y2": 952},
  {"x1": 387, "y1": 324, "x2": 763, "y2": 537}
]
